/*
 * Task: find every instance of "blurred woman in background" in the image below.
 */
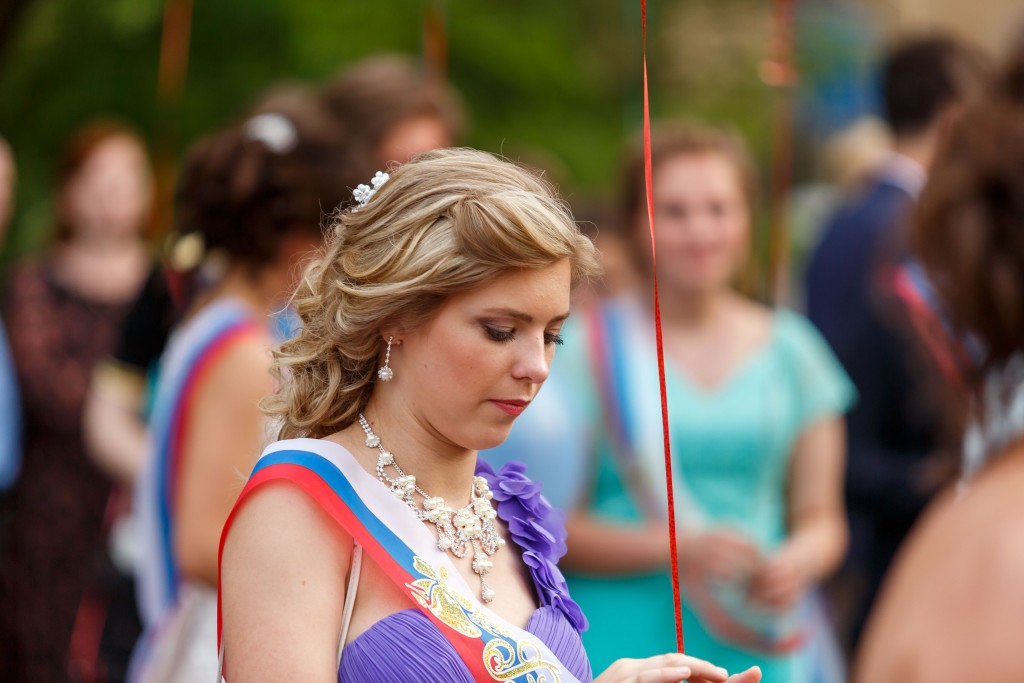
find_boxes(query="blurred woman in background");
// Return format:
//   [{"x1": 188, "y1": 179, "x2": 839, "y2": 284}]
[
  {"x1": 0, "y1": 121, "x2": 153, "y2": 683},
  {"x1": 489, "y1": 123, "x2": 854, "y2": 680},
  {"x1": 321, "y1": 53, "x2": 464, "y2": 169},
  {"x1": 853, "y1": 39, "x2": 1024, "y2": 683},
  {"x1": 0, "y1": 135, "x2": 20, "y2": 494},
  {"x1": 128, "y1": 87, "x2": 351, "y2": 683}
]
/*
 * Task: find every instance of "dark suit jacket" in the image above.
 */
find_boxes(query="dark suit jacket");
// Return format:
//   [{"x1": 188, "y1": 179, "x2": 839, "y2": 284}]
[{"x1": 806, "y1": 174, "x2": 944, "y2": 576}]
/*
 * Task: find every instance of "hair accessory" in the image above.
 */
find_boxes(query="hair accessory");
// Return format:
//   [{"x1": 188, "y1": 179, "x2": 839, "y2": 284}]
[
  {"x1": 358, "y1": 413, "x2": 504, "y2": 603},
  {"x1": 353, "y1": 170, "x2": 390, "y2": 207},
  {"x1": 244, "y1": 113, "x2": 298, "y2": 154},
  {"x1": 377, "y1": 336, "x2": 395, "y2": 382}
]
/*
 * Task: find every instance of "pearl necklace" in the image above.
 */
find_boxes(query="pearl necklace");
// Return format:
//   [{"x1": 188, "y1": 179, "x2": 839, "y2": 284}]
[{"x1": 358, "y1": 413, "x2": 505, "y2": 603}]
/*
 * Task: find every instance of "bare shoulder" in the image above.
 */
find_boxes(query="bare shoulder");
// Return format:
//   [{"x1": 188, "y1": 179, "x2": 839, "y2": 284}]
[
  {"x1": 222, "y1": 479, "x2": 351, "y2": 576},
  {"x1": 854, "y1": 448, "x2": 1024, "y2": 682},
  {"x1": 725, "y1": 294, "x2": 773, "y2": 346},
  {"x1": 207, "y1": 330, "x2": 275, "y2": 390},
  {"x1": 187, "y1": 331, "x2": 276, "y2": 426},
  {"x1": 221, "y1": 481, "x2": 351, "y2": 682}
]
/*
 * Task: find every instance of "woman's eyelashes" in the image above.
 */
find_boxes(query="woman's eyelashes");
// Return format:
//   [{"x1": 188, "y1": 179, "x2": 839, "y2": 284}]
[
  {"x1": 483, "y1": 323, "x2": 515, "y2": 343},
  {"x1": 481, "y1": 323, "x2": 563, "y2": 346}
]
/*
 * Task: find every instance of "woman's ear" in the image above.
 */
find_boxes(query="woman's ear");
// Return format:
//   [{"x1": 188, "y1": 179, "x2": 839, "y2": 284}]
[{"x1": 378, "y1": 326, "x2": 405, "y2": 345}]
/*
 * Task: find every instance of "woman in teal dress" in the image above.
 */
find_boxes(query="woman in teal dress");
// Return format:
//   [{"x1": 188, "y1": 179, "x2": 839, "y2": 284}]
[{"x1": 487, "y1": 124, "x2": 854, "y2": 681}]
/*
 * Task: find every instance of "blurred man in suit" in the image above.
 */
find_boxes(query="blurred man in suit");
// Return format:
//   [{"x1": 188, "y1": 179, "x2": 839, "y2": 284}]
[{"x1": 805, "y1": 35, "x2": 989, "y2": 652}]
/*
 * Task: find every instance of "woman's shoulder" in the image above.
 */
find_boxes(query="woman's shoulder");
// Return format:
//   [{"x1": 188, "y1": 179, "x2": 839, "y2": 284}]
[
  {"x1": 854, "y1": 449, "x2": 1024, "y2": 681},
  {"x1": 223, "y1": 440, "x2": 356, "y2": 564},
  {"x1": 766, "y1": 305, "x2": 822, "y2": 342},
  {"x1": 766, "y1": 305, "x2": 842, "y2": 364}
]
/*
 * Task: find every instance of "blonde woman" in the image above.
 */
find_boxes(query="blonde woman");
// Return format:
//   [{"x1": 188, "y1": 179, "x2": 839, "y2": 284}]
[{"x1": 218, "y1": 149, "x2": 761, "y2": 683}]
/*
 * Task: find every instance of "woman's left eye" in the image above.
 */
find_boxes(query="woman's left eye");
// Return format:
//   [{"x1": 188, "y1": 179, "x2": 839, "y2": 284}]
[
  {"x1": 544, "y1": 333, "x2": 564, "y2": 346},
  {"x1": 483, "y1": 324, "x2": 515, "y2": 343}
]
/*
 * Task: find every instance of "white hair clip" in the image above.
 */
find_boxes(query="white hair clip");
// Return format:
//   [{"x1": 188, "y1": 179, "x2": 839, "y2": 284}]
[
  {"x1": 244, "y1": 113, "x2": 298, "y2": 154},
  {"x1": 353, "y1": 171, "x2": 390, "y2": 207}
]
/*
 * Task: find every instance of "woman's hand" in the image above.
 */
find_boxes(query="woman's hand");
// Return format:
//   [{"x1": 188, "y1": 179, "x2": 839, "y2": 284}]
[
  {"x1": 595, "y1": 654, "x2": 762, "y2": 683},
  {"x1": 679, "y1": 529, "x2": 762, "y2": 583},
  {"x1": 746, "y1": 546, "x2": 808, "y2": 609}
]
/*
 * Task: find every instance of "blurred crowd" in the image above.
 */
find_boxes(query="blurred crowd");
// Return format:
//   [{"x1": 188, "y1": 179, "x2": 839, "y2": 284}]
[{"x1": 1, "y1": 24, "x2": 1023, "y2": 683}]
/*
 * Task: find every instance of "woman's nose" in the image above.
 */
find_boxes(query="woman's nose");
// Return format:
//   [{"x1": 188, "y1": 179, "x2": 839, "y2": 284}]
[{"x1": 511, "y1": 334, "x2": 551, "y2": 384}]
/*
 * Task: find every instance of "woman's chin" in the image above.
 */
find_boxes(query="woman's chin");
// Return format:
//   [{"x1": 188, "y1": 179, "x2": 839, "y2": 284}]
[{"x1": 467, "y1": 424, "x2": 516, "y2": 452}]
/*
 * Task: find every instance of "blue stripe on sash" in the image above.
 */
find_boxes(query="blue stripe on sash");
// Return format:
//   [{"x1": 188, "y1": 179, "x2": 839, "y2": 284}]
[
  {"x1": 151, "y1": 308, "x2": 253, "y2": 607},
  {"x1": 251, "y1": 449, "x2": 418, "y2": 570}
]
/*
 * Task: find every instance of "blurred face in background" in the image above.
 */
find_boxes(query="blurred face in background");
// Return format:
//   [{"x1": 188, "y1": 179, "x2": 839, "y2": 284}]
[
  {"x1": 62, "y1": 135, "x2": 152, "y2": 242},
  {"x1": 0, "y1": 142, "x2": 14, "y2": 245},
  {"x1": 376, "y1": 114, "x2": 451, "y2": 166},
  {"x1": 638, "y1": 151, "x2": 750, "y2": 296}
]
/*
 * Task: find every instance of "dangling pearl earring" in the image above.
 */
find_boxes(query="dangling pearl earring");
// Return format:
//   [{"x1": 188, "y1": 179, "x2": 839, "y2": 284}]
[{"x1": 378, "y1": 336, "x2": 395, "y2": 382}]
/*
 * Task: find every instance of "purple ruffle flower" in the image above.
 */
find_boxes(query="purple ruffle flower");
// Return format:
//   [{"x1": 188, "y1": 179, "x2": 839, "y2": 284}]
[{"x1": 475, "y1": 459, "x2": 589, "y2": 633}]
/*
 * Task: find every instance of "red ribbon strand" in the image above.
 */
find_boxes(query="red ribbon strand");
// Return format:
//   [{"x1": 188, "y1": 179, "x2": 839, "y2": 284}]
[{"x1": 640, "y1": 0, "x2": 685, "y2": 655}]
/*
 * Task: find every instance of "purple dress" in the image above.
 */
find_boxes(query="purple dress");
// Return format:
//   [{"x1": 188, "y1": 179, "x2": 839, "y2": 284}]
[{"x1": 338, "y1": 460, "x2": 593, "y2": 682}]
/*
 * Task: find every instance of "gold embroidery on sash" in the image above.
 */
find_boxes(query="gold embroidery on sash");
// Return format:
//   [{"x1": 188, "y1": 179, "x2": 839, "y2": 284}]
[
  {"x1": 482, "y1": 638, "x2": 562, "y2": 682},
  {"x1": 405, "y1": 556, "x2": 562, "y2": 682},
  {"x1": 406, "y1": 557, "x2": 482, "y2": 638}
]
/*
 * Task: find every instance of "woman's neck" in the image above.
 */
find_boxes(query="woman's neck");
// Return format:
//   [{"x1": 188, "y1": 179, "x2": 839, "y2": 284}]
[
  {"x1": 357, "y1": 397, "x2": 479, "y2": 507},
  {"x1": 204, "y1": 266, "x2": 281, "y2": 319},
  {"x1": 644, "y1": 282, "x2": 728, "y2": 330},
  {"x1": 53, "y1": 234, "x2": 147, "y2": 304},
  {"x1": 65, "y1": 231, "x2": 142, "y2": 254}
]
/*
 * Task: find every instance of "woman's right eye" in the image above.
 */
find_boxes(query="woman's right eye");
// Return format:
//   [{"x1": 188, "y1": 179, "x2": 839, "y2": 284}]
[{"x1": 483, "y1": 324, "x2": 515, "y2": 343}]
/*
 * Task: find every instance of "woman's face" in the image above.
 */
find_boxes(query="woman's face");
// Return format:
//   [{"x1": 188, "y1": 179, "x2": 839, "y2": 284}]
[
  {"x1": 376, "y1": 114, "x2": 451, "y2": 166},
  {"x1": 63, "y1": 135, "x2": 152, "y2": 241},
  {"x1": 0, "y1": 144, "x2": 14, "y2": 245},
  {"x1": 636, "y1": 151, "x2": 750, "y2": 295},
  {"x1": 389, "y1": 259, "x2": 571, "y2": 452}
]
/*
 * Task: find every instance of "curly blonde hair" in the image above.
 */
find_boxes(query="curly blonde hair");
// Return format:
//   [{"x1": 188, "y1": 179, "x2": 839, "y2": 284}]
[{"x1": 265, "y1": 148, "x2": 601, "y2": 439}]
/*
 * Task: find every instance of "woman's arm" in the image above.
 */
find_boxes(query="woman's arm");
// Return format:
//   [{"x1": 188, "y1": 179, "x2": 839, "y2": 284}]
[
  {"x1": 563, "y1": 511, "x2": 763, "y2": 582},
  {"x1": 83, "y1": 362, "x2": 149, "y2": 487},
  {"x1": 221, "y1": 482, "x2": 350, "y2": 683},
  {"x1": 748, "y1": 415, "x2": 847, "y2": 607},
  {"x1": 174, "y1": 334, "x2": 275, "y2": 586},
  {"x1": 562, "y1": 512, "x2": 670, "y2": 574}
]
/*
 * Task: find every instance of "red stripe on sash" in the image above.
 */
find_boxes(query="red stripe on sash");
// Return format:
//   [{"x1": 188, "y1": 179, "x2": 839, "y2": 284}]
[
  {"x1": 168, "y1": 322, "x2": 263, "y2": 512},
  {"x1": 217, "y1": 463, "x2": 493, "y2": 681}
]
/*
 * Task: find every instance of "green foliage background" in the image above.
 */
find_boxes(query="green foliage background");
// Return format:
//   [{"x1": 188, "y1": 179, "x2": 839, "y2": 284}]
[{"x1": 0, "y1": 0, "x2": 875, "y2": 268}]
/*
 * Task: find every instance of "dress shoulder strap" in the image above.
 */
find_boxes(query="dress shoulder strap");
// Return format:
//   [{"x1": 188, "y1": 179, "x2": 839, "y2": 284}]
[{"x1": 337, "y1": 541, "x2": 363, "y2": 668}]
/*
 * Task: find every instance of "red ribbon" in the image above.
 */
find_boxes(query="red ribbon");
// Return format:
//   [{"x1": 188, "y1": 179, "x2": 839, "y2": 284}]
[{"x1": 641, "y1": 0, "x2": 685, "y2": 655}]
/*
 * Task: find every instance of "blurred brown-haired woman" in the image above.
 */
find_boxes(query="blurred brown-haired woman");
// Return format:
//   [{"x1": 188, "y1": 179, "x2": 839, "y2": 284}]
[
  {"x1": 488, "y1": 122, "x2": 854, "y2": 680},
  {"x1": 129, "y1": 86, "x2": 352, "y2": 682},
  {"x1": 0, "y1": 120, "x2": 152, "y2": 682},
  {"x1": 322, "y1": 53, "x2": 464, "y2": 169},
  {"x1": 853, "y1": 37, "x2": 1024, "y2": 683}
]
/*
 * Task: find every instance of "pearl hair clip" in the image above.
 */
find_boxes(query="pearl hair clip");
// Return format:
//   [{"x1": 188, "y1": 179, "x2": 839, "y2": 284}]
[
  {"x1": 244, "y1": 113, "x2": 298, "y2": 154},
  {"x1": 353, "y1": 170, "x2": 390, "y2": 207}
]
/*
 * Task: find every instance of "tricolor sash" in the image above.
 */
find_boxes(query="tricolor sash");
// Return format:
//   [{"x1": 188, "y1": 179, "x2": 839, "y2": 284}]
[
  {"x1": 217, "y1": 439, "x2": 583, "y2": 683},
  {"x1": 135, "y1": 298, "x2": 264, "y2": 628}
]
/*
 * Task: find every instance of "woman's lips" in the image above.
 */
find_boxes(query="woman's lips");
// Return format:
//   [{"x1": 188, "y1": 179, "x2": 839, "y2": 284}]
[{"x1": 490, "y1": 399, "x2": 529, "y2": 416}]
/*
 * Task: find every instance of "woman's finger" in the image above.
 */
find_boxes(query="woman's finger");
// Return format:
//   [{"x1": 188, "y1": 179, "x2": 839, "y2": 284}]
[
  {"x1": 634, "y1": 666, "x2": 691, "y2": 683},
  {"x1": 725, "y1": 666, "x2": 762, "y2": 683},
  {"x1": 677, "y1": 657, "x2": 730, "y2": 681}
]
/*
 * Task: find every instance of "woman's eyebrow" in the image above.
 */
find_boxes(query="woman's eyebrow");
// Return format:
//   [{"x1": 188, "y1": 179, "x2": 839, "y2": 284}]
[{"x1": 480, "y1": 307, "x2": 570, "y2": 324}]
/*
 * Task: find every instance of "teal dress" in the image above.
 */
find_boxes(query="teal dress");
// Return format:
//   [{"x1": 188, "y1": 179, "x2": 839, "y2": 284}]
[{"x1": 486, "y1": 296, "x2": 854, "y2": 680}]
